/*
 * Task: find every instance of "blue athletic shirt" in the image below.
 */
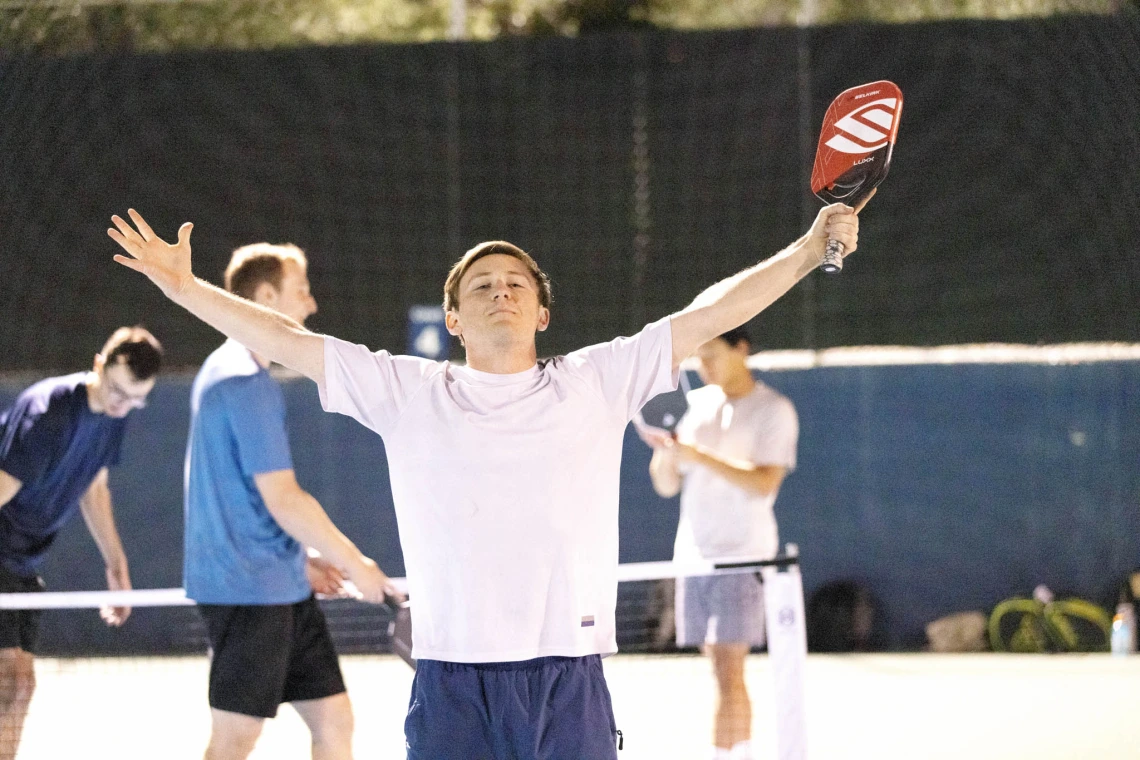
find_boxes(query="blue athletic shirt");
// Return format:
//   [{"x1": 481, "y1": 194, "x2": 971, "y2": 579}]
[
  {"x1": 183, "y1": 340, "x2": 308, "y2": 604},
  {"x1": 0, "y1": 373, "x2": 126, "y2": 577}
]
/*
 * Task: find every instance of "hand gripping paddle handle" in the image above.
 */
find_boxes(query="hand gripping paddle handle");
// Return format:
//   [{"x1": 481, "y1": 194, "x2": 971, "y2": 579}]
[{"x1": 820, "y1": 236, "x2": 844, "y2": 274}]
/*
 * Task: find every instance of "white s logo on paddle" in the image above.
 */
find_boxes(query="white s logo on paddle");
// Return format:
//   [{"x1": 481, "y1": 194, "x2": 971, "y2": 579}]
[{"x1": 824, "y1": 98, "x2": 899, "y2": 154}]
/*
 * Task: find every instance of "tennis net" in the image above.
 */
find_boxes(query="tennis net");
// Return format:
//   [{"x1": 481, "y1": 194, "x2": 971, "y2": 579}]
[
  {"x1": 0, "y1": 555, "x2": 798, "y2": 657},
  {"x1": 0, "y1": 554, "x2": 816, "y2": 760}
]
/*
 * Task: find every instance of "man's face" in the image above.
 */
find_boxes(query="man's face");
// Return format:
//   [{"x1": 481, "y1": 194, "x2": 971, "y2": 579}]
[
  {"x1": 695, "y1": 338, "x2": 749, "y2": 389},
  {"x1": 447, "y1": 254, "x2": 549, "y2": 349},
  {"x1": 261, "y1": 259, "x2": 318, "y2": 325},
  {"x1": 95, "y1": 357, "x2": 155, "y2": 418}
]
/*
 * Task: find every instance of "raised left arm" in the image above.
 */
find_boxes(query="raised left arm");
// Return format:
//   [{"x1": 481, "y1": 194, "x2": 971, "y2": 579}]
[
  {"x1": 669, "y1": 197, "x2": 870, "y2": 368},
  {"x1": 78, "y1": 468, "x2": 131, "y2": 626}
]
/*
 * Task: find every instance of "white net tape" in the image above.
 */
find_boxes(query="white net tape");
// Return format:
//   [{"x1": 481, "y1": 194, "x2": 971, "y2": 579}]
[{"x1": 0, "y1": 556, "x2": 796, "y2": 610}]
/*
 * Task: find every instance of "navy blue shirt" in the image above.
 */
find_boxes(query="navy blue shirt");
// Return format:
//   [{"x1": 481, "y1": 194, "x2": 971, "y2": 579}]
[
  {"x1": 184, "y1": 340, "x2": 308, "y2": 604},
  {"x1": 0, "y1": 373, "x2": 126, "y2": 576}
]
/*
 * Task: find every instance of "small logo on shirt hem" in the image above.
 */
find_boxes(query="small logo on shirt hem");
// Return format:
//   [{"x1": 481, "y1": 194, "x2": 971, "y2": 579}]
[{"x1": 581, "y1": 615, "x2": 595, "y2": 628}]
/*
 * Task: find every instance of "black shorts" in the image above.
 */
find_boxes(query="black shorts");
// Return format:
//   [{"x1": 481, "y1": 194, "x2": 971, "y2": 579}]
[
  {"x1": 198, "y1": 595, "x2": 346, "y2": 719},
  {"x1": 0, "y1": 566, "x2": 44, "y2": 654}
]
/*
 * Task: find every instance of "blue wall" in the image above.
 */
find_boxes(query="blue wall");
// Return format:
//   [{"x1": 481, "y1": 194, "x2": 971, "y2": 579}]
[
  {"x1": 3, "y1": 358, "x2": 1138, "y2": 652},
  {"x1": 764, "y1": 361, "x2": 1140, "y2": 646}
]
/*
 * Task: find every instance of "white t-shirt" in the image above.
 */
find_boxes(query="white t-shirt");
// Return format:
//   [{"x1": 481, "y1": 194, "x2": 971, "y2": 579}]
[
  {"x1": 319, "y1": 318, "x2": 676, "y2": 663},
  {"x1": 672, "y1": 380, "x2": 798, "y2": 563}
]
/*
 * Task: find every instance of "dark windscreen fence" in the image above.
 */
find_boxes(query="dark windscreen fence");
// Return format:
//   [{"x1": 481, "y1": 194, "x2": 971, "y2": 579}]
[
  {"x1": 643, "y1": 29, "x2": 809, "y2": 343},
  {"x1": 807, "y1": 16, "x2": 1140, "y2": 348},
  {"x1": 1, "y1": 14, "x2": 1140, "y2": 371}
]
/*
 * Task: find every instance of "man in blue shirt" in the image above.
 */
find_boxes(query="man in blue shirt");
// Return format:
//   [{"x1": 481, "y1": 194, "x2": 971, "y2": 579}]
[
  {"x1": 186, "y1": 243, "x2": 397, "y2": 760},
  {"x1": 0, "y1": 326, "x2": 163, "y2": 760}
]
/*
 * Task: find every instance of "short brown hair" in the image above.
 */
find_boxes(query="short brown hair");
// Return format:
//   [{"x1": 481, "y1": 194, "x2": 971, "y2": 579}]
[
  {"x1": 224, "y1": 243, "x2": 308, "y2": 301},
  {"x1": 717, "y1": 327, "x2": 751, "y2": 350},
  {"x1": 100, "y1": 326, "x2": 163, "y2": 381},
  {"x1": 443, "y1": 241, "x2": 552, "y2": 313}
]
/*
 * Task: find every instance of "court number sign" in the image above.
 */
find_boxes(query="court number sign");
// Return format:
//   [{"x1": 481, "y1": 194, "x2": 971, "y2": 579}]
[{"x1": 408, "y1": 305, "x2": 449, "y2": 360}]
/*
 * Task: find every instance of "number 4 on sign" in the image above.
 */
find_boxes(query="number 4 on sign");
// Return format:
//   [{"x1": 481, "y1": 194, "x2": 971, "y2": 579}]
[
  {"x1": 408, "y1": 305, "x2": 449, "y2": 360},
  {"x1": 414, "y1": 326, "x2": 442, "y2": 358}
]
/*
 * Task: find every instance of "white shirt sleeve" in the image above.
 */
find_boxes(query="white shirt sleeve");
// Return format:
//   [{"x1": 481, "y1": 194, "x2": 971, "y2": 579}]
[
  {"x1": 562, "y1": 316, "x2": 678, "y2": 422},
  {"x1": 318, "y1": 336, "x2": 438, "y2": 437},
  {"x1": 751, "y1": 396, "x2": 799, "y2": 471}
]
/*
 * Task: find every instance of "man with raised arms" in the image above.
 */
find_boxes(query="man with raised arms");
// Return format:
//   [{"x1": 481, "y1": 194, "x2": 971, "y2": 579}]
[{"x1": 107, "y1": 195, "x2": 867, "y2": 759}]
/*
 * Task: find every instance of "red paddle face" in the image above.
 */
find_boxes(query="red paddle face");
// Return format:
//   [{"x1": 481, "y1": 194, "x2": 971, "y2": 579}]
[{"x1": 811, "y1": 80, "x2": 903, "y2": 207}]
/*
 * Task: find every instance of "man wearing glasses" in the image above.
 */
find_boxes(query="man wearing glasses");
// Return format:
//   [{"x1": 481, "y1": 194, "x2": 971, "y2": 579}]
[{"x1": 0, "y1": 326, "x2": 163, "y2": 759}]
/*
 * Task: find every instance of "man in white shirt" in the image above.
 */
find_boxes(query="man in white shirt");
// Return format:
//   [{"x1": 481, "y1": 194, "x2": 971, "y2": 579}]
[
  {"x1": 106, "y1": 194, "x2": 866, "y2": 759},
  {"x1": 646, "y1": 327, "x2": 798, "y2": 760}
]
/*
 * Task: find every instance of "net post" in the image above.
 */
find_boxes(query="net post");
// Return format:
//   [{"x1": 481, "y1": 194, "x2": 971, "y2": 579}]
[{"x1": 762, "y1": 542, "x2": 809, "y2": 760}]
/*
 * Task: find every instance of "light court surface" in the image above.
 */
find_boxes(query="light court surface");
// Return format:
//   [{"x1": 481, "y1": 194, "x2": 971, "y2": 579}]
[{"x1": 19, "y1": 653, "x2": 1139, "y2": 759}]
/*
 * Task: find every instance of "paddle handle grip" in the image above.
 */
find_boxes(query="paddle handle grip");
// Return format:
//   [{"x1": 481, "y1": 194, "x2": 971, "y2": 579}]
[{"x1": 821, "y1": 237, "x2": 844, "y2": 273}]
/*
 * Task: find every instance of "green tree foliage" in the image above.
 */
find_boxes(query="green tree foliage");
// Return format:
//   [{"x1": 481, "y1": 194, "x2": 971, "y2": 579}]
[
  {"x1": 0, "y1": 0, "x2": 1127, "y2": 55},
  {"x1": 815, "y1": 0, "x2": 1123, "y2": 24},
  {"x1": 0, "y1": 0, "x2": 451, "y2": 54}
]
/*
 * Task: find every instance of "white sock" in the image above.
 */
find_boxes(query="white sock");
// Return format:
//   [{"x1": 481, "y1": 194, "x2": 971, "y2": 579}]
[
  {"x1": 730, "y1": 740, "x2": 753, "y2": 760},
  {"x1": 711, "y1": 748, "x2": 733, "y2": 760}
]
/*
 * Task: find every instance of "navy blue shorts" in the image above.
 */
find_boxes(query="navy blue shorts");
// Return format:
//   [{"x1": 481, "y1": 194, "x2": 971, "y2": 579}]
[{"x1": 405, "y1": 655, "x2": 620, "y2": 760}]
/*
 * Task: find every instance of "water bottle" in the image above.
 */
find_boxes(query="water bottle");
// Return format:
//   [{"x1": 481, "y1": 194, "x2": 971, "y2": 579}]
[{"x1": 1111, "y1": 602, "x2": 1136, "y2": 656}]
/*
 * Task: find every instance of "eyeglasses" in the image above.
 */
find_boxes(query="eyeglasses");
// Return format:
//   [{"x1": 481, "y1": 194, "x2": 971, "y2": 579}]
[{"x1": 104, "y1": 375, "x2": 149, "y2": 410}]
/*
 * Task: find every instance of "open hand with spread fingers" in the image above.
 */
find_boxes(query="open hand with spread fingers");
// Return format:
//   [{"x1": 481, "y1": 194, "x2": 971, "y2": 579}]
[{"x1": 107, "y1": 209, "x2": 195, "y2": 299}]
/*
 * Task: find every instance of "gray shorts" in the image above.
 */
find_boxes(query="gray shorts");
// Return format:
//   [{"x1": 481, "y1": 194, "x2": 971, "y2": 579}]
[{"x1": 676, "y1": 573, "x2": 766, "y2": 648}]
